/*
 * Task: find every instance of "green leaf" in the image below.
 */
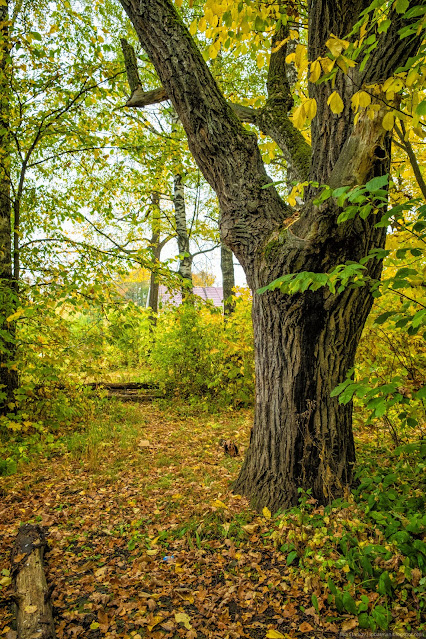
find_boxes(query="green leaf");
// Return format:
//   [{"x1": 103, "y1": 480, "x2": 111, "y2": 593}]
[
  {"x1": 286, "y1": 550, "x2": 298, "y2": 565},
  {"x1": 378, "y1": 571, "x2": 393, "y2": 596},
  {"x1": 395, "y1": 0, "x2": 409, "y2": 13},
  {"x1": 365, "y1": 175, "x2": 388, "y2": 192},
  {"x1": 416, "y1": 100, "x2": 426, "y2": 116},
  {"x1": 342, "y1": 591, "x2": 357, "y2": 614},
  {"x1": 378, "y1": 19, "x2": 391, "y2": 33}
]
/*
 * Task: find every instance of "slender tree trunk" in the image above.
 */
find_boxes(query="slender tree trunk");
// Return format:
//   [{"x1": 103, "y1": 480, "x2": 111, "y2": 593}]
[
  {"x1": 220, "y1": 240, "x2": 235, "y2": 316},
  {"x1": 0, "y1": 0, "x2": 18, "y2": 416},
  {"x1": 173, "y1": 174, "x2": 192, "y2": 291},
  {"x1": 148, "y1": 192, "x2": 161, "y2": 323}
]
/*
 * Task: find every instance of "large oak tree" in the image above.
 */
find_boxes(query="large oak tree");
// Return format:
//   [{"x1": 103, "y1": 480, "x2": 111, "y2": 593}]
[{"x1": 117, "y1": 0, "x2": 425, "y2": 510}]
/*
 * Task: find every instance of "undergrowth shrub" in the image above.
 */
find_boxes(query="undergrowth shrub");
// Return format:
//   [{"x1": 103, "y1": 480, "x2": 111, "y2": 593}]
[{"x1": 150, "y1": 289, "x2": 254, "y2": 406}]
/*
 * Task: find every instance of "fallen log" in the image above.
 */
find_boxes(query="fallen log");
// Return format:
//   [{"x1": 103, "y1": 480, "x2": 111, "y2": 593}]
[
  {"x1": 11, "y1": 524, "x2": 55, "y2": 639},
  {"x1": 106, "y1": 392, "x2": 161, "y2": 403}
]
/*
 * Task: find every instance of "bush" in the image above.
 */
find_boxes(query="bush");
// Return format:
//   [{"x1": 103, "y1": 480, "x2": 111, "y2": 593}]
[{"x1": 150, "y1": 289, "x2": 254, "y2": 406}]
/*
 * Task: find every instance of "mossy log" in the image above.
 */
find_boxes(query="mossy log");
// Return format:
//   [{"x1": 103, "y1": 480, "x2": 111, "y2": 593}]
[{"x1": 11, "y1": 524, "x2": 55, "y2": 639}]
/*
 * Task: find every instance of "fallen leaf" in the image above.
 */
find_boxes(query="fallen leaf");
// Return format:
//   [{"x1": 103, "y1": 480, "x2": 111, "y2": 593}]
[
  {"x1": 175, "y1": 612, "x2": 192, "y2": 630},
  {"x1": 266, "y1": 630, "x2": 287, "y2": 638},
  {"x1": 262, "y1": 506, "x2": 272, "y2": 519},
  {"x1": 138, "y1": 439, "x2": 151, "y2": 447},
  {"x1": 24, "y1": 605, "x2": 37, "y2": 614},
  {"x1": 0, "y1": 576, "x2": 12, "y2": 586},
  {"x1": 299, "y1": 621, "x2": 314, "y2": 632},
  {"x1": 341, "y1": 618, "x2": 358, "y2": 631},
  {"x1": 147, "y1": 615, "x2": 164, "y2": 631}
]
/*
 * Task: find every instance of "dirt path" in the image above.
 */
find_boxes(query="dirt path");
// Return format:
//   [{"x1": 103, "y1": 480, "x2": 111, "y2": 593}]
[{"x1": 0, "y1": 402, "x2": 356, "y2": 638}]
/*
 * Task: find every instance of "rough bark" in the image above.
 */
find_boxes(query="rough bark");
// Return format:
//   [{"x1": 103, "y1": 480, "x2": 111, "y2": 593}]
[
  {"x1": 118, "y1": 0, "x2": 424, "y2": 510},
  {"x1": 0, "y1": 0, "x2": 18, "y2": 416},
  {"x1": 220, "y1": 240, "x2": 235, "y2": 317},
  {"x1": 11, "y1": 524, "x2": 55, "y2": 639}
]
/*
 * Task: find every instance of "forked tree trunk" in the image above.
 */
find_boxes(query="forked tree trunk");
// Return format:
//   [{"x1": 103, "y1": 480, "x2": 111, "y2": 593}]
[{"x1": 118, "y1": 0, "x2": 424, "y2": 510}]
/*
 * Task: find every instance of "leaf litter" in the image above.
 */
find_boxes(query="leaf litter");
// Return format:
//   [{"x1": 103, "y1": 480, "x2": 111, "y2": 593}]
[{"x1": 0, "y1": 402, "x2": 424, "y2": 638}]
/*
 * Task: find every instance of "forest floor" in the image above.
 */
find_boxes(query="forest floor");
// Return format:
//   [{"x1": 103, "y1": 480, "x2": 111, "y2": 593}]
[{"x1": 0, "y1": 399, "x2": 424, "y2": 639}]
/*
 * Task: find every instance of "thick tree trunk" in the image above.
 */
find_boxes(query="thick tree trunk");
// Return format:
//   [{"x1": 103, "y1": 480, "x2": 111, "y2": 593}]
[
  {"x1": 234, "y1": 286, "x2": 367, "y2": 509},
  {"x1": 0, "y1": 0, "x2": 18, "y2": 416},
  {"x1": 220, "y1": 241, "x2": 235, "y2": 316},
  {"x1": 118, "y1": 0, "x2": 424, "y2": 510},
  {"x1": 11, "y1": 524, "x2": 55, "y2": 639}
]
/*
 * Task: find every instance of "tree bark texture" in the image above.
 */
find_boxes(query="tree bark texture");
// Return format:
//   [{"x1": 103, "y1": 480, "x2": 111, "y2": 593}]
[
  {"x1": 220, "y1": 240, "x2": 235, "y2": 316},
  {"x1": 11, "y1": 524, "x2": 55, "y2": 639},
  {"x1": 148, "y1": 192, "x2": 162, "y2": 321},
  {"x1": 118, "y1": 0, "x2": 424, "y2": 509},
  {"x1": 173, "y1": 174, "x2": 192, "y2": 289},
  {"x1": 0, "y1": 0, "x2": 18, "y2": 416}
]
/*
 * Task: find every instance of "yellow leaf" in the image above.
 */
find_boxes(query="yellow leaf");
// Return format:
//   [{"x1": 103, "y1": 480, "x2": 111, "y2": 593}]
[
  {"x1": 309, "y1": 60, "x2": 321, "y2": 83},
  {"x1": 326, "y1": 34, "x2": 350, "y2": 57},
  {"x1": 0, "y1": 576, "x2": 11, "y2": 586},
  {"x1": 262, "y1": 506, "x2": 272, "y2": 519},
  {"x1": 6, "y1": 308, "x2": 25, "y2": 322},
  {"x1": 90, "y1": 622, "x2": 100, "y2": 630},
  {"x1": 292, "y1": 103, "x2": 306, "y2": 129},
  {"x1": 382, "y1": 111, "x2": 395, "y2": 131},
  {"x1": 351, "y1": 90, "x2": 371, "y2": 111},
  {"x1": 343, "y1": 564, "x2": 351, "y2": 573},
  {"x1": 336, "y1": 55, "x2": 356, "y2": 74},
  {"x1": 406, "y1": 69, "x2": 419, "y2": 87},
  {"x1": 305, "y1": 98, "x2": 317, "y2": 120},
  {"x1": 327, "y1": 91, "x2": 344, "y2": 114},
  {"x1": 294, "y1": 44, "x2": 306, "y2": 68},
  {"x1": 242, "y1": 523, "x2": 258, "y2": 534},
  {"x1": 146, "y1": 549, "x2": 158, "y2": 556},
  {"x1": 148, "y1": 615, "x2": 164, "y2": 631},
  {"x1": 257, "y1": 52, "x2": 265, "y2": 69},
  {"x1": 189, "y1": 20, "x2": 197, "y2": 36},
  {"x1": 285, "y1": 52, "x2": 295, "y2": 64},
  {"x1": 175, "y1": 612, "x2": 192, "y2": 630},
  {"x1": 266, "y1": 630, "x2": 288, "y2": 638},
  {"x1": 24, "y1": 605, "x2": 38, "y2": 614},
  {"x1": 319, "y1": 56, "x2": 335, "y2": 74},
  {"x1": 211, "y1": 499, "x2": 228, "y2": 509}
]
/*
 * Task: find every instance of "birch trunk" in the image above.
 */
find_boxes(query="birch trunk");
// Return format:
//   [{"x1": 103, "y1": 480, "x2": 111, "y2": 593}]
[
  {"x1": 173, "y1": 174, "x2": 192, "y2": 290},
  {"x1": 220, "y1": 241, "x2": 235, "y2": 316}
]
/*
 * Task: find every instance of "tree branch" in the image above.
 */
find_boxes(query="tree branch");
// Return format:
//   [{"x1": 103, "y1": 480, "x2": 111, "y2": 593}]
[
  {"x1": 394, "y1": 120, "x2": 426, "y2": 201},
  {"x1": 118, "y1": 0, "x2": 290, "y2": 269}
]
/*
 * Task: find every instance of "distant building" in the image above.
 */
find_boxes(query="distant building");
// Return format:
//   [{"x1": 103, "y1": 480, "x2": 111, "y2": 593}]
[{"x1": 155, "y1": 285, "x2": 224, "y2": 308}]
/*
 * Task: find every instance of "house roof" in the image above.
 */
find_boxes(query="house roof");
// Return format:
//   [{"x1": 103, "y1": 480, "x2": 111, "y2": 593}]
[{"x1": 158, "y1": 285, "x2": 224, "y2": 308}]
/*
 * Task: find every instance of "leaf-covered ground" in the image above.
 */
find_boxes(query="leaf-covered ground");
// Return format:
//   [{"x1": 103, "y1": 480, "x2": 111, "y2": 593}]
[{"x1": 0, "y1": 401, "x2": 424, "y2": 638}]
